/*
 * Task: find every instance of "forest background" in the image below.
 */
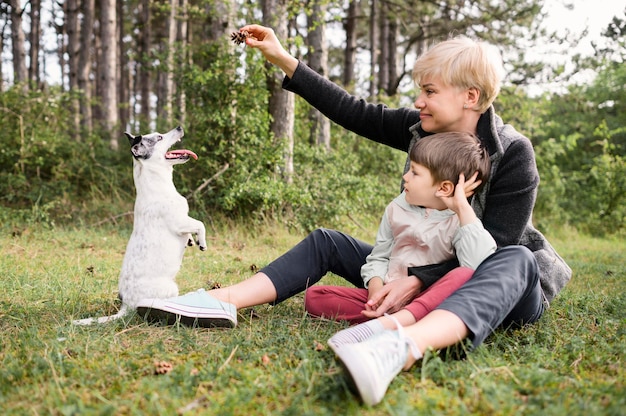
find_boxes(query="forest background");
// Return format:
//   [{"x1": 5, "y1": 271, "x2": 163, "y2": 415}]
[{"x1": 0, "y1": 0, "x2": 624, "y2": 237}]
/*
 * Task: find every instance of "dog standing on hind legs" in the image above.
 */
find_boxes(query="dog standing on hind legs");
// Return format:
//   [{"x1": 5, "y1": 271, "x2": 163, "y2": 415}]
[{"x1": 73, "y1": 126, "x2": 206, "y2": 325}]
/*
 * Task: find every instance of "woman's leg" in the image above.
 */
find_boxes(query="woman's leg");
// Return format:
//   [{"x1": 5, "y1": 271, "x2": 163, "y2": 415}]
[
  {"x1": 330, "y1": 246, "x2": 544, "y2": 406},
  {"x1": 402, "y1": 246, "x2": 544, "y2": 367},
  {"x1": 209, "y1": 272, "x2": 277, "y2": 309},
  {"x1": 435, "y1": 246, "x2": 544, "y2": 348},
  {"x1": 212, "y1": 228, "x2": 372, "y2": 308}
]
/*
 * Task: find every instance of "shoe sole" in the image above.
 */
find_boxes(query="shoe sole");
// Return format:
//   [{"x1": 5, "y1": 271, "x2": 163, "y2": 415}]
[{"x1": 137, "y1": 300, "x2": 237, "y2": 328}]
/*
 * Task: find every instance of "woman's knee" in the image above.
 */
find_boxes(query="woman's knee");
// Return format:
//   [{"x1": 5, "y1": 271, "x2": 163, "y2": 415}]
[{"x1": 478, "y1": 245, "x2": 536, "y2": 274}]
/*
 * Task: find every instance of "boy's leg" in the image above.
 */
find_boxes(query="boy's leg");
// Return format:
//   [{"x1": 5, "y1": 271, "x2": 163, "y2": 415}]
[
  {"x1": 402, "y1": 267, "x2": 474, "y2": 321},
  {"x1": 304, "y1": 286, "x2": 370, "y2": 324}
]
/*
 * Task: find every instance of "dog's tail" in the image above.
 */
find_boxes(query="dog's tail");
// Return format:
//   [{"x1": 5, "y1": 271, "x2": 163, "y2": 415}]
[{"x1": 72, "y1": 304, "x2": 132, "y2": 326}]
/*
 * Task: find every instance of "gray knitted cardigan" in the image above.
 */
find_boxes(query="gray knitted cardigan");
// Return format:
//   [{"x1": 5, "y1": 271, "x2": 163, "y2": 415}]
[{"x1": 284, "y1": 62, "x2": 571, "y2": 303}]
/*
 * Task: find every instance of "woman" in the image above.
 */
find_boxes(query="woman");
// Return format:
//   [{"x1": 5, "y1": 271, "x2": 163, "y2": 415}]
[{"x1": 137, "y1": 24, "x2": 570, "y2": 406}]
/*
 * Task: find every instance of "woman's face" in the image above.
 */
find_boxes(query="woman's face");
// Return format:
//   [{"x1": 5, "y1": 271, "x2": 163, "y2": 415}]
[{"x1": 414, "y1": 77, "x2": 470, "y2": 134}]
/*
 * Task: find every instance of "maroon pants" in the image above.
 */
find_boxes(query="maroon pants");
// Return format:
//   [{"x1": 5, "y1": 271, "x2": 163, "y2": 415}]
[{"x1": 304, "y1": 267, "x2": 474, "y2": 324}]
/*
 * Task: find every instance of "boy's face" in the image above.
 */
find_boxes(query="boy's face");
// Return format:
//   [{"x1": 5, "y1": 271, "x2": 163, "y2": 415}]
[
  {"x1": 414, "y1": 77, "x2": 470, "y2": 134},
  {"x1": 402, "y1": 161, "x2": 446, "y2": 209}
]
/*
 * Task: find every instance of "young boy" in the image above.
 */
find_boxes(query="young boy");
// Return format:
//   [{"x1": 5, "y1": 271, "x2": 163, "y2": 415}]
[{"x1": 306, "y1": 131, "x2": 496, "y2": 345}]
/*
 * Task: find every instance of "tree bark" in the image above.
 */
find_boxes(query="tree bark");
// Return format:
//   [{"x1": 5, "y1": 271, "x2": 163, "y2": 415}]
[
  {"x1": 262, "y1": 0, "x2": 294, "y2": 184},
  {"x1": 343, "y1": 0, "x2": 358, "y2": 89},
  {"x1": 138, "y1": 0, "x2": 151, "y2": 131},
  {"x1": 387, "y1": 16, "x2": 399, "y2": 95},
  {"x1": 307, "y1": 0, "x2": 330, "y2": 150},
  {"x1": 0, "y1": 24, "x2": 4, "y2": 90},
  {"x1": 368, "y1": 0, "x2": 379, "y2": 98},
  {"x1": 28, "y1": 0, "x2": 41, "y2": 86},
  {"x1": 66, "y1": 0, "x2": 80, "y2": 137},
  {"x1": 118, "y1": 0, "x2": 130, "y2": 131},
  {"x1": 176, "y1": 0, "x2": 189, "y2": 126},
  {"x1": 100, "y1": 0, "x2": 118, "y2": 150},
  {"x1": 78, "y1": 0, "x2": 94, "y2": 135},
  {"x1": 9, "y1": 0, "x2": 28, "y2": 89},
  {"x1": 378, "y1": 8, "x2": 389, "y2": 96},
  {"x1": 160, "y1": 0, "x2": 177, "y2": 127}
]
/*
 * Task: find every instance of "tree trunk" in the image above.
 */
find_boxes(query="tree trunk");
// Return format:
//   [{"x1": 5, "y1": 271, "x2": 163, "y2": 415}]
[
  {"x1": 307, "y1": 0, "x2": 330, "y2": 150},
  {"x1": 28, "y1": 0, "x2": 41, "y2": 86},
  {"x1": 0, "y1": 25, "x2": 4, "y2": 91},
  {"x1": 205, "y1": 0, "x2": 233, "y2": 40},
  {"x1": 78, "y1": 0, "x2": 95, "y2": 135},
  {"x1": 118, "y1": 0, "x2": 130, "y2": 131},
  {"x1": 343, "y1": 0, "x2": 358, "y2": 89},
  {"x1": 262, "y1": 0, "x2": 295, "y2": 184},
  {"x1": 66, "y1": 0, "x2": 80, "y2": 137},
  {"x1": 159, "y1": 0, "x2": 177, "y2": 127},
  {"x1": 138, "y1": 0, "x2": 151, "y2": 131},
  {"x1": 100, "y1": 0, "x2": 118, "y2": 150},
  {"x1": 378, "y1": 9, "x2": 389, "y2": 96},
  {"x1": 176, "y1": 0, "x2": 189, "y2": 126},
  {"x1": 387, "y1": 17, "x2": 399, "y2": 95},
  {"x1": 368, "y1": 0, "x2": 379, "y2": 98},
  {"x1": 9, "y1": 0, "x2": 28, "y2": 89}
]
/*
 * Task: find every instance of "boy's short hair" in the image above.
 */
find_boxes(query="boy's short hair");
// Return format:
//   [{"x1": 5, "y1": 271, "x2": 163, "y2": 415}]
[
  {"x1": 410, "y1": 132, "x2": 491, "y2": 190},
  {"x1": 412, "y1": 36, "x2": 504, "y2": 113}
]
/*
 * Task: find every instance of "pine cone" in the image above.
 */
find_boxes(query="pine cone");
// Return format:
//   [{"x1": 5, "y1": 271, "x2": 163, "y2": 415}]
[{"x1": 230, "y1": 31, "x2": 250, "y2": 45}]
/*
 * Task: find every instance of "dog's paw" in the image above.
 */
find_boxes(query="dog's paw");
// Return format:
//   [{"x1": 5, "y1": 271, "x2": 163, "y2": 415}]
[
  {"x1": 199, "y1": 244, "x2": 207, "y2": 251},
  {"x1": 187, "y1": 238, "x2": 194, "y2": 247}
]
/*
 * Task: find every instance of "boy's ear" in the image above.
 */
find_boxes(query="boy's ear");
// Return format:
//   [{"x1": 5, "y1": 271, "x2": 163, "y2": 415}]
[{"x1": 437, "y1": 180, "x2": 455, "y2": 197}]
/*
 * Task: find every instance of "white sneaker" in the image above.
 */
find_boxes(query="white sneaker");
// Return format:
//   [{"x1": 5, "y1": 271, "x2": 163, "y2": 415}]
[
  {"x1": 136, "y1": 289, "x2": 237, "y2": 328},
  {"x1": 332, "y1": 327, "x2": 421, "y2": 406},
  {"x1": 327, "y1": 319, "x2": 384, "y2": 353}
]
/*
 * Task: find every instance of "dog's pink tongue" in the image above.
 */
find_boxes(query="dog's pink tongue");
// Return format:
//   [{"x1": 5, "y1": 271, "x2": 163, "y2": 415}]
[{"x1": 166, "y1": 149, "x2": 198, "y2": 160}]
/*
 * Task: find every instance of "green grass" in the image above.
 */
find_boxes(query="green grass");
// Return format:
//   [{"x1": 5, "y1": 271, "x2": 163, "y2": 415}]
[{"x1": 1, "y1": 220, "x2": 624, "y2": 415}]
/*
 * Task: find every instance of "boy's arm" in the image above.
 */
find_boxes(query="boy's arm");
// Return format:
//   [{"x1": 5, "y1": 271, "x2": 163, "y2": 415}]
[
  {"x1": 441, "y1": 172, "x2": 497, "y2": 269},
  {"x1": 361, "y1": 206, "x2": 394, "y2": 288},
  {"x1": 453, "y1": 222, "x2": 497, "y2": 269}
]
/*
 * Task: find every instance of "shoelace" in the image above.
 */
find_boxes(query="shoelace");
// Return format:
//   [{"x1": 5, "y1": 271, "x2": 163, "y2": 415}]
[{"x1": 384, "y1": 313, "x2": 422, "y2": 361}]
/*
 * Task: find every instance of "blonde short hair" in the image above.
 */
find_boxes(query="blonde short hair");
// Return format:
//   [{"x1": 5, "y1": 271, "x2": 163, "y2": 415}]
[{"x1": 412, "y1": 36, "x2": 504, "y2": 113}]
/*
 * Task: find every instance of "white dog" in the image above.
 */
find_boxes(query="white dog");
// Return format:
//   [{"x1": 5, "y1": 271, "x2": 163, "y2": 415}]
[{"x1": 73, "y1": 126, "x2": 206, "y2": 325}]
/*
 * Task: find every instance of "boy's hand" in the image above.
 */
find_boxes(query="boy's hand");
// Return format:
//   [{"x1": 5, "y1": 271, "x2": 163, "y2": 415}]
[
  {"x1": 437, "y1": 172, "x2": 480, "y2": 226},
  {"x1": 362, "y1": 277, "x2": 422, "y2": 318},
  {"x1": 366, "y1": 277, "x2": 384, "y2": 305}
]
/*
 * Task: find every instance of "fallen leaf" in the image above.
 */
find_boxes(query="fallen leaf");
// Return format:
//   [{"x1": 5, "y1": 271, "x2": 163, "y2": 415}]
[{"x1": 261, "y1": 354, "x2": 271, "y2": 365}]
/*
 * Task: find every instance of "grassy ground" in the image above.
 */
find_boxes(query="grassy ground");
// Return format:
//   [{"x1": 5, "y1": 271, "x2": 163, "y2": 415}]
[{"x1": 0, "y1": 219, "x2": 624, "y2": 415}]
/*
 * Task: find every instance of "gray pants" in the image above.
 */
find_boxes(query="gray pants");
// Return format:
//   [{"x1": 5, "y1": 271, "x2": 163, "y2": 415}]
[{"x1": 261, "y1": 228, "x2": 544, "y2": 348}]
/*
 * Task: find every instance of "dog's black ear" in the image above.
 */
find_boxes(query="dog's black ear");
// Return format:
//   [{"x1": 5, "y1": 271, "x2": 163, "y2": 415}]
[{"x1": 125, "y1": 132, "x2": 142, "y2": 147}]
